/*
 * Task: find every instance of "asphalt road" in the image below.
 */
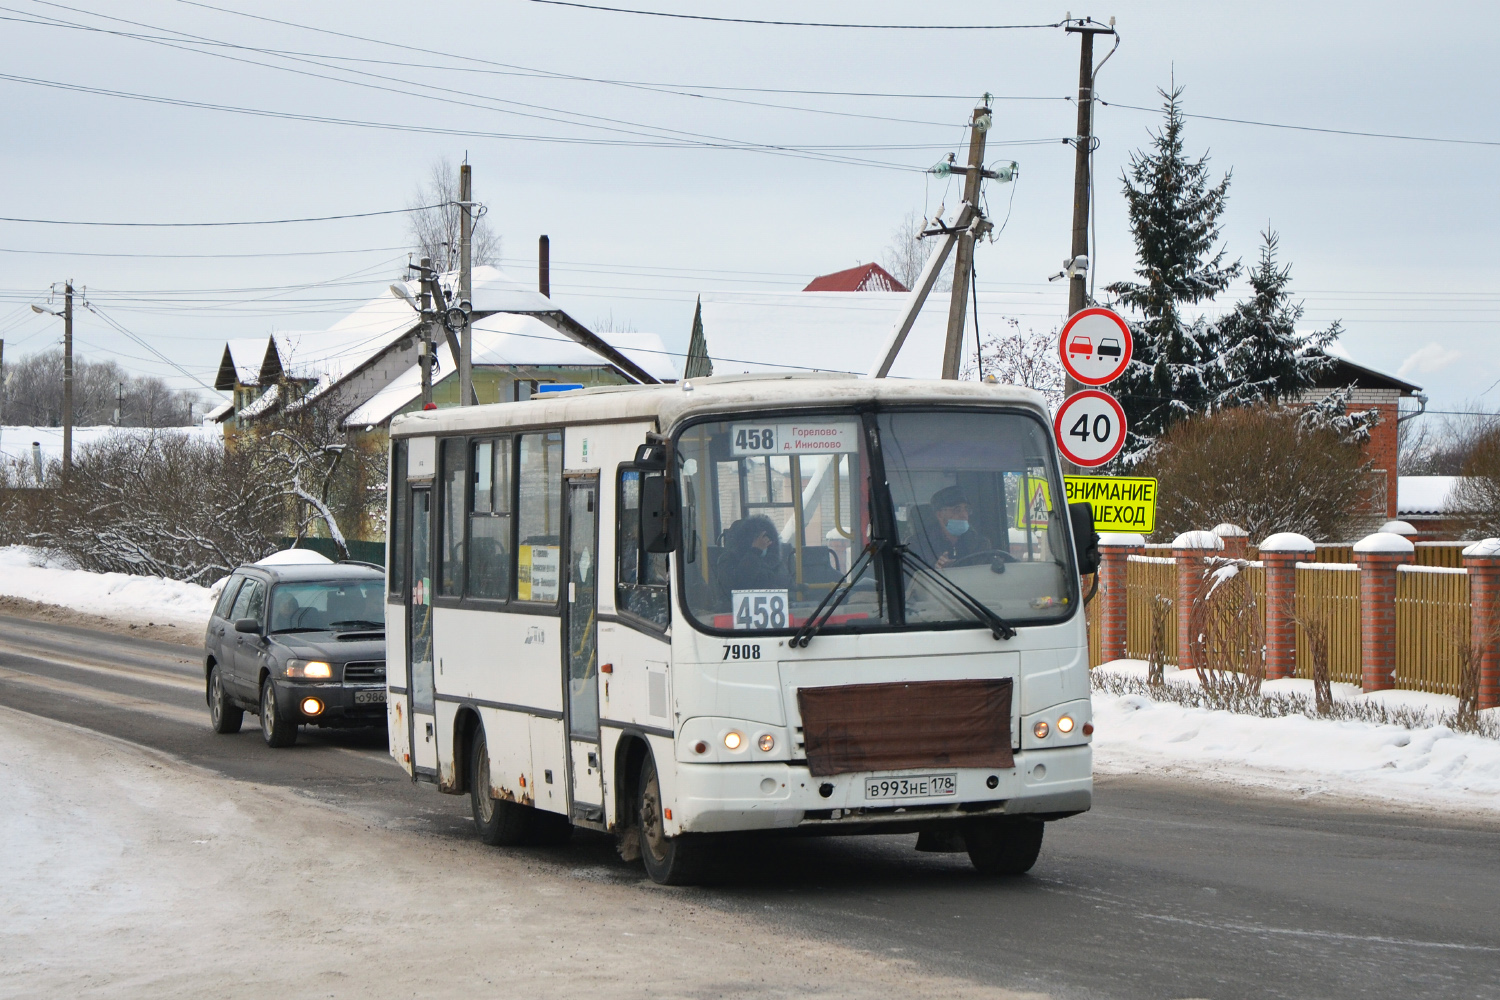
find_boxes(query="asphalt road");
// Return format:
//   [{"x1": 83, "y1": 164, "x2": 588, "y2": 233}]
[{"x1": 2, "y1": 611, "x2": 1496, "y2": 1000}]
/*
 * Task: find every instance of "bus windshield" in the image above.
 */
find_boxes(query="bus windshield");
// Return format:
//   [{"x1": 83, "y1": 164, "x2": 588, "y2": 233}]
[{"x1": 675, "y1": 408, "x2": 1076, "y2": 636}]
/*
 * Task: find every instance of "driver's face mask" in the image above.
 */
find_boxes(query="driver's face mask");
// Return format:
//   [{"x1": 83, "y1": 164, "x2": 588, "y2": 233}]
[{"x1": 945, "y1": 519, "x2": 970, "y2": 536}]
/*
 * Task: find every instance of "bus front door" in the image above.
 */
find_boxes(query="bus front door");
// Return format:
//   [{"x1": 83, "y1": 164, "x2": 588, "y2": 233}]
[
  {"x1": 408, "y1": 485, "x2": 438, "y2": 778},
  {"x1": 563, "y1": 477, "x2": 603, "y2": 822}
]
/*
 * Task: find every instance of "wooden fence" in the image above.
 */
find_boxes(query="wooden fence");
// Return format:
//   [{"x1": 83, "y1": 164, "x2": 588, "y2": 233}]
[
  {"x1": 1294, "y1": 564, "x2": 1362, "y2": 686},
  {"x1": 1086, "y1": 585, "x2": 1102, "y2": 668},
  {"x1": 1395, "y1": 566, "x2": 1470, "y2": 696},
  {"x1": 1124, "y1": 555, "x2": 1177, "y2": 665}
]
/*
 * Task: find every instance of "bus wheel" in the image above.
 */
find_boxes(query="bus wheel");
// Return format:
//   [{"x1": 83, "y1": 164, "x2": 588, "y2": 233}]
[
  {"x1": 963, "y1": 817, "x2": 1044, "y2": 876},
  {"x1": 470, "y1": 729, "x2": 533, "y2": 846},
  {"x1": 208, "y1": 665, "x2": 243, "y2": 735},
  {"x1": 637, "y1": 755, "x2": 703, "y2": 885}
]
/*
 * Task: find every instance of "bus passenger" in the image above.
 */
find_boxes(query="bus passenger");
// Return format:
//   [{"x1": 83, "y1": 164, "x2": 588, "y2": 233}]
[
  {"x1": 911, "y1": 485, "x2": 992, "y2": 569},
  {"x1": 716, "y1": 515, "x2": 792, "y2": 599}
]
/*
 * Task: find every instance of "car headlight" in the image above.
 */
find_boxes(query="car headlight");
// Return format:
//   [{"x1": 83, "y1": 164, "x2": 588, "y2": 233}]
[{"x1": 287, "y1": 659, "x2": 333, "y2": 679}]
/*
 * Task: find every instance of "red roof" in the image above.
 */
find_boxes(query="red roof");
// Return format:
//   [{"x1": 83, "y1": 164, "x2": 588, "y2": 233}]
[{"x1": 803, "y1": 262, "x2": 908, "y2": 293}]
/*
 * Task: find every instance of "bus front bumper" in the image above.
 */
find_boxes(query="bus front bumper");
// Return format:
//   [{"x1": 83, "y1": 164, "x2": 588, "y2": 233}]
[{"x1": 665, "y1": 744, "x2": 1091, "y2": 836}]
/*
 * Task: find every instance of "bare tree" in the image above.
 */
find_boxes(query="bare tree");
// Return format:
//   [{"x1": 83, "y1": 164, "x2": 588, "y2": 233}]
[
  {"x1": 880, "y1": 209, "x2": 928, "y2": 290},
  {"x1": 0, "y1": 348, "x2": 201, "y2": 426},
  {"x1": 407, "y1": 157, "x2": 500, "y2": 273},
  {"x1": 960, "y1": 319, "x2": 1066, "y2": 406}
]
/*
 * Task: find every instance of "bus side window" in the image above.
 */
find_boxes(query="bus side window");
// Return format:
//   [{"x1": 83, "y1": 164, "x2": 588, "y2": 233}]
[
  {"x1": 388, "y1": 440, "x2": 408, "y2": 600},
  {"x1": 438, "y1": 438, "x2": 467, "y2": 597},
  {"x1": 467, "y1": 437, "x2": 512, "y2": 600},
  {"x1": 617, "y1": 468, "x2": 670, "y2": 629},
  {"x1": 516, "y1": 431, "x2": 563, "y2": 603}
]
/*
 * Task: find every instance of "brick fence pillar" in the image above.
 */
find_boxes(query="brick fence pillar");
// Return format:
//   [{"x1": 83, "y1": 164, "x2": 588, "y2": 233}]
[
  {"x1": 1213, "y1": 523, "x2": 1249, "y2": 559},
  {"x1": 1173, "y1": 530, "x2": 1224, "y2": 673},
  {"x1": 1259, "y1": 532, "x2": 1315, "y2": 681},
  {"x1": 1353, "y1": 531, "x2": 1416, "y2": 692},
  {"x1": 1462, "y1": 538, "x2": 1500, "y2": 710},
  {"x1": 1097, "y1": 533, "x2": 1145, "y2": 664}
]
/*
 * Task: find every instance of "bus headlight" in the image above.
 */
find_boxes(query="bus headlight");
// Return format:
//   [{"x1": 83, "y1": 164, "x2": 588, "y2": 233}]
[
  {"x1": 757, "y1": 733, "x2": 775, "y2": 752},
  {"x1": 1056, "y1": 715, "x2": 1075, "y2": 734},
  {"x1": 723, "y1": 731, "x2": 744, "y2": 751},
  {"x1": 1033, "y1": 720, "x2": 1050, "y2": 739},
  {"x1": 287, "y1": 659, "x2": 332, "y2": 679}
]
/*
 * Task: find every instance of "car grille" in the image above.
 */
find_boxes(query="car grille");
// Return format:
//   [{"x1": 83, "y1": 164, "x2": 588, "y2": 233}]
[{"x1": 343, "y1": 660, "x2": 386, "y2": 684}]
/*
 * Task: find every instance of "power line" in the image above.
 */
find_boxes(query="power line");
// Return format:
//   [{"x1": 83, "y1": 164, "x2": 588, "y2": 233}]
[
  {"x1": 518, "y1": 1, "x2": 1063, "y2": 29},
  {"x1": 0, "y1": 244, "x2": 410, "y2": 259},
  {"x1": 0, "y1": 203, "x2": 445, "y2": 228},
  {"x1": 1100, "y1": 99, "x2": 1500, "y2": 149}
]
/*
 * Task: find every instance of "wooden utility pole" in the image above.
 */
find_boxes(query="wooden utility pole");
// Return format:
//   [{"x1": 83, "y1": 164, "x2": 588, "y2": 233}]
[
  {"x1": 538, "y1": 234, "x2": 550, "y2": 298},
  {"x1": 458, "y1": 163, "x2": 474, "y2": 407},
  {"x1": 62, "y1": 280, "x2": 74, "y2": 480},
  {"x1": 1063, "y1": 18, "x2": 1116, "y2": 399},
  {"x1": 0, "y1": 338, "x2": 5, "y2": 460},
  {"x1": 419, "y1": 257, "x2": 435, "y2": 409},
  {"x1": 941, "y1": 106, "x2": 991, "y2": 380}
]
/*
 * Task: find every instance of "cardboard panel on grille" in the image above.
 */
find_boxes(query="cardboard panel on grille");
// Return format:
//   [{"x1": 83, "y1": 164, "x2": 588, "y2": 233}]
[{"x1": 796, "y1": 678, "x2": 1014, "y2": 777}]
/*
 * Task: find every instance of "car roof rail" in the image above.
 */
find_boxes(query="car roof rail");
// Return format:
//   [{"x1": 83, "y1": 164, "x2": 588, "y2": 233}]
[{"x1": 338, "y1": 559, "x2": 386, "y2": 571}]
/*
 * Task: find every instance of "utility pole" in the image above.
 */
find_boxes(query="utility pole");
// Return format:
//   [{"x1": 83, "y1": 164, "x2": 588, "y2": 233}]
[
  {"x1": 0, "y1": 338, "x2": 5, "y2": 460},
  {"x1": 114, "y1": 381, "x2": 123, "y2": 426},
  {"x1": 63, "y1": 280, "x2": 74, "y2": 480},
  {"x1": 458, "y1": 162, "x2": 474, "y2": 407},
  {"x1": 419, "y1": 257, "x2": 435, "y2": 409},
  {"x1": 1063, "y1": 16, "x2": 1117, "y2": 400},
  {"x1": 941, "y1": 105, "x2": 991, "y2": 380},
  {"x1": 538, "y1": 234, "x2": 550, "y2": 298}
]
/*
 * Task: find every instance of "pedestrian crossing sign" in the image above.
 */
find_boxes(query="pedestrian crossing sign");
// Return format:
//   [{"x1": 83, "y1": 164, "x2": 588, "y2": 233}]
[{"x1": 1015, "y1": 478, "x2": 1052, "y2": 528}]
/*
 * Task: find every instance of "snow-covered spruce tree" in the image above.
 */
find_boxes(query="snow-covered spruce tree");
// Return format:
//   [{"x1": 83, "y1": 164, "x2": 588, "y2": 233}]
[
  {"x1": 1105, "y1": 86, "x2": 1240, "y2": 459},
  {"x1": 1214, "y1": 228, "x2": 1338, "y2": 407}
]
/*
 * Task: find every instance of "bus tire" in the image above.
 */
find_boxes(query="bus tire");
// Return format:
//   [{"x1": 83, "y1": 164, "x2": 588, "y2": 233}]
[
  {"x1": 638, "y1": 754, "x2": 703, "y2": 885},
  {"x1": 259, "y1": 678, "x2": 297, "y2": 748},
  {"x1": 470, "y1": 729, "x2": 533, "y2": 846},
  {"x1": 208, "y1": 665, "x2": 243, "y2": 734},
  {"x1": 963, "y1": 816, "x2": 1044, "y2": 876}
]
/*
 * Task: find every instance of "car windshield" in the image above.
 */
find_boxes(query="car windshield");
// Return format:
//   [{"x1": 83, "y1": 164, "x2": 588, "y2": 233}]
[
  {"x1": 674, "y1": 408, "x2": 1076, "y2": 635},
  {"x1": 268, "y1": 580, "x2": 385, "y2": 633}
]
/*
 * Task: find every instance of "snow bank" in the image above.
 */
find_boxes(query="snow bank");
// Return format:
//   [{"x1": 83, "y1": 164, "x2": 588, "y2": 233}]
[
  {"x1": 1092, "y1": 660, "x2": 1500, "y2": 813},
  {"x1": 0, "y1": 546, "x2": 217, "y2": 629}
]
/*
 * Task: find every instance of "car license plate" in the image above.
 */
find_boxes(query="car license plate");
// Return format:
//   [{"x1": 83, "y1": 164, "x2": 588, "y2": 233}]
[
  {"x1": 864, "y1": 773, "x2": 957, "y2": 800},
  {"x1": 354, "y1": 689, "x2": 386, "y2": 704}
]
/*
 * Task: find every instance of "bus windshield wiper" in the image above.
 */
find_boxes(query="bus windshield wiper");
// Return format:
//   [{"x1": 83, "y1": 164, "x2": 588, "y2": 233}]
[
  {"x1": 790, "y1": 539, "x2": 882, "y2": 648},
  {"x1": 897, "y1": 547, "x2": 1017, "y2": 640}
]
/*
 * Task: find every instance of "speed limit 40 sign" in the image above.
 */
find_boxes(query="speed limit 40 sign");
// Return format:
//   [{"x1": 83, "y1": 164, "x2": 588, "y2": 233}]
[{"x1": 1054, "y1": 389, "x2": 1127, "y2": 467}]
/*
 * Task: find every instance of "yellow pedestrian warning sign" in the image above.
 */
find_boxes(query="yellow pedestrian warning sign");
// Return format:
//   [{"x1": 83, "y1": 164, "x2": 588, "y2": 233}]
[
  {"x1": 1064, "y1": 476, "x2": 1157, "y2": 533},
  {"x1": 1015, "y1": 478, "x2": 1052, "y2": 528}
]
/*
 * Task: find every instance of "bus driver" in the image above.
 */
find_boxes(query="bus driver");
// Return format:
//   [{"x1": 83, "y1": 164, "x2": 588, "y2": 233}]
[{"x1": 911, "y1": 485, "x2": 992, "y2": 569}]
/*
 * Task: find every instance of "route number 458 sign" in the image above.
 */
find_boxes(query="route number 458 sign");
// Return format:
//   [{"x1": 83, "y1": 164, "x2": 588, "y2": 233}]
[{"x1": 1054, "y1": 389, "x2": 1128, "y2": 468}]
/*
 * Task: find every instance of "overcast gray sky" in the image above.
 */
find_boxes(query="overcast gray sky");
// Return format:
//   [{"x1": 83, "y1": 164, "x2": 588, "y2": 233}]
[{"x1": 1, "y1": 1, "x2": 1495, "y2": 420}]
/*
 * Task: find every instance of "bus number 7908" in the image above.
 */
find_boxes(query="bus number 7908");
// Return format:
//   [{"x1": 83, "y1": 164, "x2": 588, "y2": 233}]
[{"x1": 722, "y1": 644, "x2": 762, "y2": 660}]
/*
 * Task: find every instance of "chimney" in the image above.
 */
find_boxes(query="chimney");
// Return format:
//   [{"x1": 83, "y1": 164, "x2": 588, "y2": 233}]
[{"x1": 538, "y1": 235, "x2": 550, "y2": 298}]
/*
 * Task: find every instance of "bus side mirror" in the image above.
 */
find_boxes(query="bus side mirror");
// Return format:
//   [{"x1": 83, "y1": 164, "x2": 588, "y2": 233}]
[
  {"x1": 1068, "y1": 502, "x2": 1100, "y2": 576},
  {"x1": 633, "y1": 442, "x2": 667, "y2": 471},
  {"x1": 641, "y1": 473, "x2": 679, "y2": 554}
]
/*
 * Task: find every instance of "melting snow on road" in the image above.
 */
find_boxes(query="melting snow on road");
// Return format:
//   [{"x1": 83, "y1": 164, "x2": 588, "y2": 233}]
[
  {"x1": 1092, "y1": 660, "x2": 1500, "y2": 814},
  {"x1": 0, "y1": 545, "x2": 217, "y2": 630}
]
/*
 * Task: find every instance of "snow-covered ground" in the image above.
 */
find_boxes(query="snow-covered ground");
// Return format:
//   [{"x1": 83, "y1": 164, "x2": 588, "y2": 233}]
[
  {"x1": 0, "y1": 545, "x2": 217, "y2": 631},
  {"x1": 1092, "y1": 659, "x2": 1500, "y2": 814}
]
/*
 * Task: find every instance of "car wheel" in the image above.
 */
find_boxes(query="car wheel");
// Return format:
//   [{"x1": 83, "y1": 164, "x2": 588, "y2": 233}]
[
  {"x1": 963, "y1": 816, "x2": 1044, "y2": 876},
  {"x1": 260, "y1": 677, "x2": 298, "y2": 748},
  {"x1": 207, "y1": 665, "x2": 243, "y2": 734},
  {"x1": 638, "y1": 754, "x2": 704, "y2": 885},
  {"x1": 470, "y1": 728, "x2": 533, "y2": 846}
]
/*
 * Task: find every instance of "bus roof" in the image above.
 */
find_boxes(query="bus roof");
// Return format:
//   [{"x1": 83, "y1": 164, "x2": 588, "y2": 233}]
[{"x1": 388, "y1": 372, "x2": 1051, "y2": 439}]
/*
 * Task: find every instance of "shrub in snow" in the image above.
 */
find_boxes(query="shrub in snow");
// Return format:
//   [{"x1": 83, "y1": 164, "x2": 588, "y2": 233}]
[{"x1": 1135, "y1": 404, "x2": 1375, "y2": 541}]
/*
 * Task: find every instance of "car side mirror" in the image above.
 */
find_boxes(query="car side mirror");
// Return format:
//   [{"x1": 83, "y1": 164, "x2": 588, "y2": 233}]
[
  {"x1": 640, "y1": 472, "x2": 680, "y2": 554},
  {"x1": 234, "y1": 618, "x2": 261, "y2": 634},
  {"x1": 1068, "y1": 502, "x2": 1101, "y2": 576}
]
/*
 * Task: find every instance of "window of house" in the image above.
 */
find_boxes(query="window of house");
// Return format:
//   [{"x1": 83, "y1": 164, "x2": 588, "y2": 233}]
[
  {"x1": 617, "y1": 468, "x2": 670, "y2": 628},
  {"x1": 467, "y1": 437, "x2": 513, "y2": 600},
  {"x1": 438, "y1": 438, "x2": 466, "y2": 597},
  {"x1": 516, "y1": 431, "x2": 562, "y2": 603}
]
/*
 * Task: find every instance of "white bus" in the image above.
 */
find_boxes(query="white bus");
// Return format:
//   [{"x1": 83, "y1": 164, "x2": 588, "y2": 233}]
[{"x1": 384, "y1": 373, "x2": 1099, "y2": 884}]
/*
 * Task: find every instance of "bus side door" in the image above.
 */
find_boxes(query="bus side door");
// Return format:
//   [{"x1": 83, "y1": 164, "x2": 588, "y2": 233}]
[
  {"x1": 408, "y1": 485, "x2": 439, "y2": 777},
  {"x1": 563, "y1": 475, "x2": 604, "y2": 821}
]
